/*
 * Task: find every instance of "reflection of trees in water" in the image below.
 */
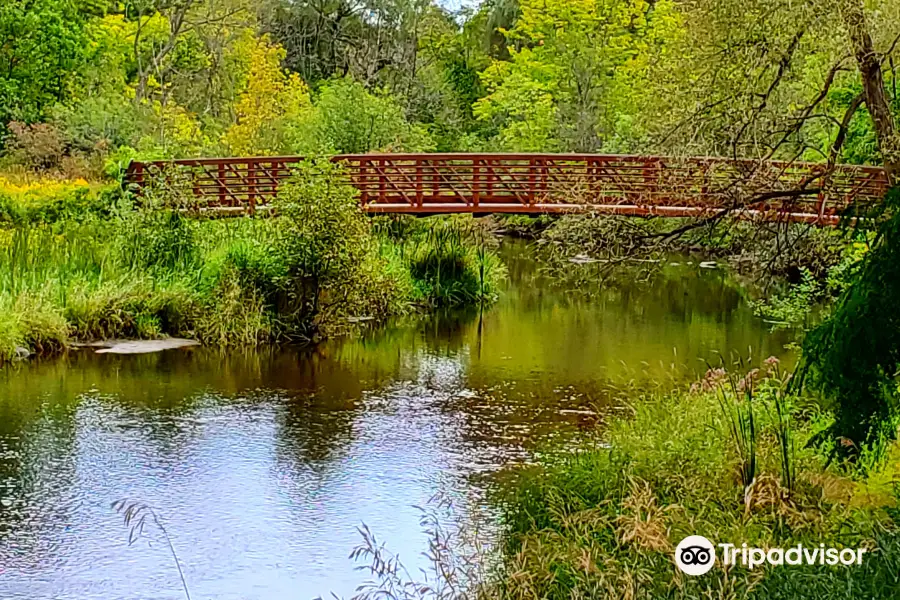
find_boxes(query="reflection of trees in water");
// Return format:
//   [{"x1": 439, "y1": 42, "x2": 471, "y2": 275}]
[
  {"x1": 418, "y1": 306, "x2": 482, "y2": 353},
  {"x1": 272, "y1": 362, "x2": 367, "y2": 476}
]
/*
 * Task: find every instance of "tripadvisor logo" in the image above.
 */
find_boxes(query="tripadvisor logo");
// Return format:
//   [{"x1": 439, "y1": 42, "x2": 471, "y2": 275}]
[
  {"x1": 674, "y1": 535, "x2": 868, "y2": 575},
  {"x1": 675, "y1": 535, "x2": 716, "y2": 575}
]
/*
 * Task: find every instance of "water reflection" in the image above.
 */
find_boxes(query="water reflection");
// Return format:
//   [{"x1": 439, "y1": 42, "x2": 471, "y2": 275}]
[{"x1": 0, "y1": 239, "x2": 793, "y2": 599}]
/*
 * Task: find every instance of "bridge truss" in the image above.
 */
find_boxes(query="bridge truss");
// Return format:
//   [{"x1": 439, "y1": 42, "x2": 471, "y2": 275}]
[{"x1": 125, "y1": 153, "x2": 890, "y2": 224}]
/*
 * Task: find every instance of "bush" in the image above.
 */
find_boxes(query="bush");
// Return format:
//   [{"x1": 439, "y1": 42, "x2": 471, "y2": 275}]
[
  {"x1": 0, "y1": 175, "x2": 117, "y2": 226},
  {"x1": 3, "y1": 121, "x2": 66, "y2": 170},
  {"x1": 62, "y1": 280, "x2": 199, "y2": 341},
  {"x1": 265, "y1": 159, "x2": 410, "y2": 337}
]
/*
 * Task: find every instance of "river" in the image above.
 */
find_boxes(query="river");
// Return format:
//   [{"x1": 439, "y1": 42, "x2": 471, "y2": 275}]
[{"x1": 0, "y1": 239, "x2": 793, "y2": 599}]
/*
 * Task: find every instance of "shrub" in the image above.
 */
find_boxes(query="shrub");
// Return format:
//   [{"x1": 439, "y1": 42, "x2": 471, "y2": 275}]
[
  {"x1": 269, "y1": 159, "x2": 402, "y2": 336},
  {"x1": 193, "y1": 269, "x2": 273, "y2": 346},
  {"x1": 3, "y1": 121, "x2": 66, "y2": 170}
]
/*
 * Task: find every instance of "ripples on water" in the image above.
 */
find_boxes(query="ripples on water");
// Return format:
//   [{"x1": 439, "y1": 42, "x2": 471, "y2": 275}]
[{"x1": 0, "y1": 240, "x2": 794, "y2": 599}]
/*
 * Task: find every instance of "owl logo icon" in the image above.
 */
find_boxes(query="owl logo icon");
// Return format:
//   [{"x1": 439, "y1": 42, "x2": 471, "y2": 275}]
[{"x1": 675, "y1": 535, "x2": 715, "y2": 575}]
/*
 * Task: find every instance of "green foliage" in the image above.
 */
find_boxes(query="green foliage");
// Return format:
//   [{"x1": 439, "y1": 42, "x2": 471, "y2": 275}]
[
  {"x1": 0, "y1": 162, "x2": 509, "y2": 362},
  {"x1": 751, "y1": 268, "x2": 821, "y2": 328},
  {"x1": 0, "y1": 293, "x2": 69, "y2": 361},
  {"x1": 715, "y1": 368, "x2": 759, "y2": 491},
  {"x1": 474, "y1": 0, "x2": 680, "y2": 152},
  {"x1": 0, "y1": 183, "x2": 119, "y2": 227},
  {"x1": 404, "y1": 219, "x2": 505, "y2": 307},
  {"x1": 115, "y1": 209, "x2": 200, "y2": 273},
  {"x1": 292, "y1": 78, "x2": 435, "y2": 154},
  {"x1": 269, "y1": 159, "x2": 420, "y2": 336},
  {"x1": 0, "y1": 0, "x2": 896, "y2": 172},
  {"x1": 50, "y1": 94, "x2": 144, "y2": 155},
  {"x1": 0, "y1": 0, "x2": 87, "y2": 125},
  {"x1": 273, "y1": 160, "x2": 370, "y2": 281},
  {"x1": 799, "y1": 187, "x2": 900, "y2": 453}
]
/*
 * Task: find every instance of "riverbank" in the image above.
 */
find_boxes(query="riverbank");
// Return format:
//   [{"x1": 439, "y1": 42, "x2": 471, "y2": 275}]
[
  {"x1": 483, "y1": 363, "x2": 900, "y2": 600},
  {"x1": 0, "y1": 165, "x2": 505, "y2": 364}
]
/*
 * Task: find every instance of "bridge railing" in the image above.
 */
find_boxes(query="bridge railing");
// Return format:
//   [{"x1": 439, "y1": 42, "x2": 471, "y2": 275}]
[{"x1": 124, "y1": 153, "x2": 889, "y2": 221}]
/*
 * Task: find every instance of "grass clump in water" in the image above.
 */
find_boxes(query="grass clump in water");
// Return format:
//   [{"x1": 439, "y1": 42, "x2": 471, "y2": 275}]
[{"x1": 376, "y1": 215, "x2": 506, "y2": 308}]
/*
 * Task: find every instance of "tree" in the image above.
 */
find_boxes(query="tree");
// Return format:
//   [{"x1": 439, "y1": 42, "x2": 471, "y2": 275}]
[
  {"x1": 840, "y1": 0, "x2": 900, "y2": 184},
  {"x1": 0, "y1": 0, "x2": 87, "y2": 126},
  {"x1": 473, "y1": 0, "x2": 680, "y2": 152},
  {"x1": 795, "y1": 0, "x2": 900, "y2": 454},
  {"x1": 221, "y1": 33, "x2": 312, "y2": 155},
  {"x1": 289, "y1": 77, "x2": 433, "y2": 154}
]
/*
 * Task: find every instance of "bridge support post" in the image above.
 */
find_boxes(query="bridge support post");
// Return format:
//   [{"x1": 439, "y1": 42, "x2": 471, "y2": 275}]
[
  {"x1": 217, "y1": 163, "x2": 226, "y2": 206},
  {"x1": 528, "y1": 157, "x2": 536, "y2": 206},
  {"x1": 416, "y1": 158, "x2": 423, "y2": 207},
  {"x1": 248, "y1": 161, "x2": 257, "y2": 215},
  {"x1": 379, "y1": 159, "x2": 386, "y2": 204},
  {"x1": 473, "y1": 159, "x2": 481, "y2": 207},
  {"x1": 432, "y1": 160, "x2": 440, "y2": 201},
  {"x1": 360, "y1": 159, "x2": 369, "y2": 207}
]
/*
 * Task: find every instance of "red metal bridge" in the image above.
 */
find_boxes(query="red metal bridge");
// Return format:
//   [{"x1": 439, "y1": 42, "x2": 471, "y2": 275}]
[{"x1": 125, "y1": 153, "x2": 891, "y2": 224}]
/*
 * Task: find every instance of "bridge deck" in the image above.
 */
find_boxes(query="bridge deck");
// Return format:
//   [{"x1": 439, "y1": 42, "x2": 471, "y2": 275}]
[{"x1": 125, "y1": 153, "x2": 890, "y2": 224}]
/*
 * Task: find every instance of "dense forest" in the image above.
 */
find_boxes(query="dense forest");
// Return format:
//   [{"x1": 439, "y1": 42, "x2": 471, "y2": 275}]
[{"x1": 2, "y1": 0, "x2": 900, "y2": 175}]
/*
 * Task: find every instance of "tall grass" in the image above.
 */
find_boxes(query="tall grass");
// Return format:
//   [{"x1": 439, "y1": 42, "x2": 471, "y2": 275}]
[
  {"x1": 712, "y1": 365, "x2": 759, "y2": 493},
  {"x1": 0, "y1": 171, "x2": 508, "y2": 362},
  {"x1": 402, "y1": 217, "x2": 505, "y2": 307},
  {"x1": 485, "y1": 363, "x2": 900, "y2": 600}
]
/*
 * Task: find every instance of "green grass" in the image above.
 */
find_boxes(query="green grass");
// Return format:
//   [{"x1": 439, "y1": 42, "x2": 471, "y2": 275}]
[
  {"x1": 404, "y1": 217, "x2": 506, "y2": 307},
  {"x1": 488, "y1": 363, "x2": 900, "y2": 599},
  {"x1": 0, "y1": 174, "x2": 507, "y2": 363}
]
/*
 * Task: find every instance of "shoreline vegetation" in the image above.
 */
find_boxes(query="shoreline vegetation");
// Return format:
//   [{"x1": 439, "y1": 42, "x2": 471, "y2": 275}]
[
  {"x1": 0, "y1": 166, "x2": 861, "y2": 366},
  {"x1": 488, "y1": 362, "x2": 900, "y2": 600},
  {"x1": 0, "y1": 162, "x2": 506, "y2": 364}
]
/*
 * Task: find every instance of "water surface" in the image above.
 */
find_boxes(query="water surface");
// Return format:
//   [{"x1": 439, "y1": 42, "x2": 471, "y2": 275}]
[{"x1": 0, "y1": 240, "x2": 792, "y2": 599}]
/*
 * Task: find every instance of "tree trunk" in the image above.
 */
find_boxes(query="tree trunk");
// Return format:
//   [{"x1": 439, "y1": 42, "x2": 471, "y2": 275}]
[{"x1": 842, "y1": 0, "x2": 900, "y2": 185}]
